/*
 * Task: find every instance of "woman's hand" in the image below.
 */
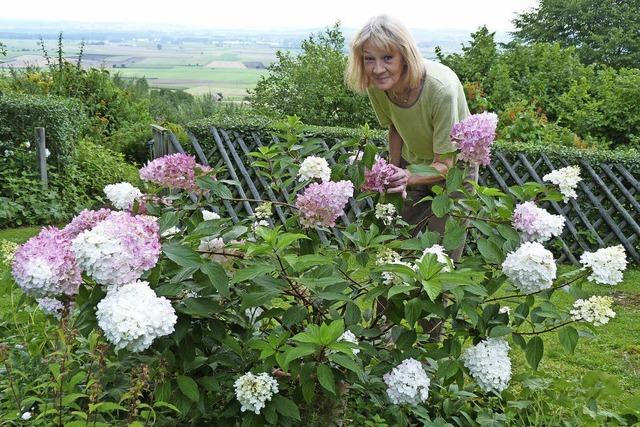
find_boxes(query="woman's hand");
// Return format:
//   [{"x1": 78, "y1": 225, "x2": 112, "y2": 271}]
[{"x1": 387, "y1": 165, "x2": 409, "y2": 199}]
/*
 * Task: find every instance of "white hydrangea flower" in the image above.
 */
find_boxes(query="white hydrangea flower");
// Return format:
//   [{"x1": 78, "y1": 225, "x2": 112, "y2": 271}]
[
  {"x1": 579, "y1": 245, "x2": 627, "y2": 286},
  {"x1": 160, "y1": 226, "x2": 180, "y2": 238},
  {"x1": 298, "y1": 156, "x2": 331, "y2": 182},
  {"x1": 571, "y1": 295, "x2": 616, "y2": 326},
  {"x1": 252, "y1": 220, "x2": 270, "y2": 232},
  {"x1": 462, "y1": 338, "x2": 511, "y2": 393},
  {"x1": 376, "y1": 248, "x2": 401, "y2": 265},
  {"x1": 254, "y1": 202, "x2": 273, "y2": 220},
  {"x1": 103, "y1": 182, "x2": 142, "y2": 210},
  {"x1": 245, "y1": 306, "x2": 264, "y2": 331},
  {"x1": 499, "y1": 306, "x2": 511, "y2": 315},
  {"x1": 96, "y1": 281, "x2": 177, "y2": 352},
  {"x1": 417, "y1": 244, "x2": 452, "y2": 272},
  {"x1": 234, "y1": 372, "x2": 279, "y2": 414},
  {"x1": 36, "y1": 297, "x2": 64, "y2": 319},
  {"x1": 198, "y1": 236, "x2": 227, "y2": 263},
  {"x1": 338, "y1": 330, "x2": 360, "y2": 355},
  {"x1": 375, "y1": 203, "x2": 397, "y2": 226},
  {"x1": 543, "y1": 165, "x2": 582, "y2": 201},
  {"x1": 512, "y1": 201, "x2": 565, "y2": 243},
  {"x1": 21, "y1": 412, "x2": 32, "y2": 420},
  {"x1": 45, "y1": 148, "x2": 51, "y2": 158},
  {"x1": 383, "y1": 358, "x2": 431, "y2": 405},
  {"x1": 202, "y1": 210, "x2": 221, "y2": 221},
  {"x1": 502, "y1": 242, "x2": 557, "y2": 294}
]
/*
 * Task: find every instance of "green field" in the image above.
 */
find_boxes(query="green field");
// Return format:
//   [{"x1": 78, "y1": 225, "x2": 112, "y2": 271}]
[{"x1": 0, "y1": 38, "x2": 278, "y2": 99}]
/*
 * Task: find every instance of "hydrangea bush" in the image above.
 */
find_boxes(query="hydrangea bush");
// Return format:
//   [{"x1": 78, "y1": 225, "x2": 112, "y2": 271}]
[{"x1": 9, "y1": 115, "x2": 632, "y2": 425}]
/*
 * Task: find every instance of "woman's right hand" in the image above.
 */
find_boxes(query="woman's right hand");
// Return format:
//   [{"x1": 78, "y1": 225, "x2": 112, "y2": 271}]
[{"x1": 387, "y1": 165, "x2": 409, "y2": 199}]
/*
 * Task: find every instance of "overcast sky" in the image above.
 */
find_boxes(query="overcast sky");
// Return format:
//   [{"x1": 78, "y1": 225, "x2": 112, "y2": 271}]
[{"x1": 3, "y1": 0, "x2": 538, "y2": 31}]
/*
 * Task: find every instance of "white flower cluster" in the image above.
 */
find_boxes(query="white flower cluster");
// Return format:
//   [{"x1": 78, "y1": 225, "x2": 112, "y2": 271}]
[
  {"x1": 339, "y1": 330, "x2": 360, "y2": 355},
  {"x1": 418, "y1": 244, "x2": 452, "y2": 272},
  {"x1": 512, "y1": 202, "x2": 565, "y2": 243},
  {"x1": 298, "y1": 156, "x2": 331, "y2": 182},
  {"x1": 234, "y1": 372, "x2": 279, "y2": 414},
  {"x1": 375, "y1": 249, "x2": 412, "y2": 285},
  {"x1": 579, "y1": 245, "x2": 627, "y2": 285},
  {"x1": 198, "y1": 236, "x2": 226, "y2": 263},
  {"x1": 462, "y1": 338, "x2": 511, "y2": 393},
  {"x1": 202, "y1": 210, "x2": 221, "y2": 221},
  {"x1": 36, "y1": 297, "x2": 64, "y2": 319},
  {"x1": 543, "y1": 165, "x2": 582, "y2": 201},
  {"x1": 499, "y1": 306, "x2": 511, "y2": 315},
  {"x1": 502, "y1": 242, "x2": 556, "y2": 294},
  {"x1": 96, "y1": 281, "x2": 177, "y2": 352},
  {"x1": 103, "y1": 182, "x2": 142, "y2": 210},
  {"x1": 571, "y1": 295, "x2": 616, "y2": 326},
  {"x1": 252, "y1": 220, "x2": 270, "y2": 232},
  {"x1": 383, "y1": 358, "x2": 431, "y2": 405},
  {"x1": 160, "y1": 226, "x2": 180, "y2": 238},
  {"x1": 374, "y1": 203, "x2": 397, "y2": 225},
  {"x1": 254, "y1": 202, "x2": 273, "y2": 220}
]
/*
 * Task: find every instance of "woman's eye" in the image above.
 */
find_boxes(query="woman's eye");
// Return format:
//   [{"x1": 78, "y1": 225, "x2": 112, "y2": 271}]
[
  {"x1": 364, "y1": 57, "x2": 374, "y2": 62},
  {"x1": 384, "y1": 55, "x2": 393, "y2": 61}
]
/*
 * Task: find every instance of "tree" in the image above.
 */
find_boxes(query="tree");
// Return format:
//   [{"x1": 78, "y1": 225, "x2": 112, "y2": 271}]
[
  {"x1": 512, "y1": 0, "x2": 640, "y2": 68},
  {"x1": 249, "y1": 23, "x2": 376, "y2": 127},
  {"x1": 0, "y1": 41, "x2": 6, "y2": 56}
]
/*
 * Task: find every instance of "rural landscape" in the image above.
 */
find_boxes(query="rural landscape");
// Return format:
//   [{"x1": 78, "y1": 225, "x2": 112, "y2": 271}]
[{"x1": 0, "y1": 0, "x2": 639, "y2": 425}]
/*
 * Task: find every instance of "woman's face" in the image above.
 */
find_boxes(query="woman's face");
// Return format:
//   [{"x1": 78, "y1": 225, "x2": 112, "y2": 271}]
[{"x1": 362, "y1": 41, "x2": 405, "y2": 92}]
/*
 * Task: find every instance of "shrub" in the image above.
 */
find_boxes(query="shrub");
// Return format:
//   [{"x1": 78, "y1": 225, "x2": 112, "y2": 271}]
[{"x1": 0, "y1": 92, "x2": 85, "y2": 162}]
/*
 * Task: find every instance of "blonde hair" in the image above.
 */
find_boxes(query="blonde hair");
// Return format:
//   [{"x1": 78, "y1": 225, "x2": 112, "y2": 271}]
[{"x1": 346, "y1": 15, "x2": 424, "y2": 93}]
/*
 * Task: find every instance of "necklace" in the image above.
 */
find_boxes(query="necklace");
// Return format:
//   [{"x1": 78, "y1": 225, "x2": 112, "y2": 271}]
[{"x1": 389, "y1": 86, "x2": 412, "y2": 104}]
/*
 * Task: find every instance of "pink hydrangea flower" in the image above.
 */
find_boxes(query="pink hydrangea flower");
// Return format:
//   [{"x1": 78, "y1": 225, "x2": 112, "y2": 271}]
[
  {"x1": 450, "y1": 112, "x2": 498, "y2": 166},
  {"x1": 62, "y1": 208, "x2": 112, "y2": 239},
  {"x1": 12, "y1": 227, "x2": 82, "y2": 297},
  {"x1": 139, "y1": 153, "x2": 211, "y2": 191},
  {"x1": 72, "y1": 212, "x2": 161, "y2": 287},
  {"x1": 295, "y1": 180, "x2": 354, "y2": 228},
  {"x1": 361, "y1": 158, "x2": 396, "y2": 193}
]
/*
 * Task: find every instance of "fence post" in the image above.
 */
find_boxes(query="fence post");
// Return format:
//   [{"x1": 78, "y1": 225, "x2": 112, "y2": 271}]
[{"x1": 35, "y1": 127, "x2": 48, "y2": 189}]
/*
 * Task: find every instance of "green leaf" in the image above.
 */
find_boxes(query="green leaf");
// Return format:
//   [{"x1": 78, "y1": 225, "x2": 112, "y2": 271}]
[
  {"x1": 283, "y1": 305, "x2": 308, "y2": 326},
  {"x1": 320, "y1": 319, "x2": 344, "y2": 345},
  {"x1": 489, "y1": 325, "x2": 512, "y2": 337},
  {"x1": 177, "y1": 298, "x2": 221, "y2": 317},
  {"x1": 477, "y1": 239, "x2": 503, "y2": 264},
  {"x1": 163, "y1": 243, "x2": 201, "y2": 268},
  {"x1": 196, "y1": 176, "x2": 233, "y2": 198},
  {"x1": 328, "y1": 353, "x2": 363, "y2": 375},
  {"x1": 316, "y1": 364, "x2": 336, "y2": 395},
  {"x1": 408, "y1": 163, "x2": 441, "y2": 177},
  {"x1": 344, "y1": 303, "x2": 361, "y2": 326},
  {"x1": 431, "y1": 194, "x2": 451, "y2": 218},
  {"x1": 526, "y1": 336, "x2": 544, "y2": 370},
  {"x1": 443, "y1": 218, "x2": 466, "y2": 251},
  {"x1": 446, "y1": 167, "x2": 464, "y2": 193},
  {"x1": 94, "y1": 402, "x2": 127, "y2": 413},
  {"x1": 272, "y1": 395, "x2": 301, "y2": 420},
  {"x1": 276, "y1": 233, "x2": 310, "y2": 252},
  {"x1": 421, "y1": 280, "x2": 443, "y2": 301},
  {"x1": 387, "y1": 284, "x2": 416, "y2": 298},
  {"x1": 177, "y1": 375, "x2": 200, "y2": 402},
  {"x1": 405, "y1": 298, "x2": 422, "y2": 328},
  {"x1": 395, "y1": 328, "x2": 417, "y2": 349},
  {"x1": 558, "y1": 326, "x2": 579, "y2": 354},
  {"x1": 283, "y1": 345, "x2": 317, "y2": 368},
  {"x1": 200, "y1": 262, "x2": 229, "y2": 297},
  {"x1": 231, "y1": 264, "x2": 276, "y2": 284}
]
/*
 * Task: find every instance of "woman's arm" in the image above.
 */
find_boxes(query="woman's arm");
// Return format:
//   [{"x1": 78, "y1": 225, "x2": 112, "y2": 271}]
[
  {"x1": 389, "y1": 124, "x2": 403, "y2": 167},
  {"x1": 406, "y1": 154, "x2": 453, "y2": 186}
]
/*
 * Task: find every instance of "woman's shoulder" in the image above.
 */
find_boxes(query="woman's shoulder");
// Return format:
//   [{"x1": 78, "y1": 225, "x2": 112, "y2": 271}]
[{"x1": 423, "y1": 59, "x2": 463, "y2": 93}]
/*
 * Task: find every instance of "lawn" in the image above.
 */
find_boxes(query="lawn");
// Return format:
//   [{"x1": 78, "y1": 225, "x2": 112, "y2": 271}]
[{"x1": 1, "y1": 226, "x2": 638, "y2": 416}]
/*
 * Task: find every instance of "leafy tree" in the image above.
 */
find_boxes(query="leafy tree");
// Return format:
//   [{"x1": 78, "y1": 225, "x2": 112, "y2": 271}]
[
  {"x1": 0, "y1": 41, "x2": 6, "y2": 56},
  {"x1": 436, "y1": 26, "x2": 499, "y2": 84},
  {"x1": 249, "y1": 23, "x2": 376, "y2": 127},
  {"x1": 512, "y1": 0, "x2": 640, "y2": 68}
]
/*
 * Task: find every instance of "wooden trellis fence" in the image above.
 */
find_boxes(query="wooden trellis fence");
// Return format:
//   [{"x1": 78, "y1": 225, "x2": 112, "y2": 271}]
[{"x1": 149, "y1": 125, "x2": 639, "y2": 264}]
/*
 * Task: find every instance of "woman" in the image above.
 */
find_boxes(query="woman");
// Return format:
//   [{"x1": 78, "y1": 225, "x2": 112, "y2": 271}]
[{"x1": 346, "y1": 15, "x2": 475, "y2": 260}]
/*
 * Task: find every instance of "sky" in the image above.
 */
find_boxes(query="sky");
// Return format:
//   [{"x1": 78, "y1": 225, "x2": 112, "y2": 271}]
[{"x1": 2, "y1": 0, "x2": 538, "y2": 31}]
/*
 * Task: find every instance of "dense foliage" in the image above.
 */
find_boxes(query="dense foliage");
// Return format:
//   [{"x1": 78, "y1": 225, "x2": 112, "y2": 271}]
[
  {"x1": 512, "y1": 0, "x2": 640, "y2": 69},
  {"x1": 249, "y1": 23, "x2": 376, "y2": 127},
  {"x1": 437, "y1": 27, "x2": 640, "y2": 149}
]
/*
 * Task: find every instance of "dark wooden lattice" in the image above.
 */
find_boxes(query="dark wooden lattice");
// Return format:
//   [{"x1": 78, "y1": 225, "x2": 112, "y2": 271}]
[{"x1": 150, "y1": 126, "x2": 639, "y2": 265}]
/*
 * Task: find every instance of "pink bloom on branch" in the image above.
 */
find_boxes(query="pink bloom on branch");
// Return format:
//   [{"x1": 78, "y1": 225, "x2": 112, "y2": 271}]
[
  {"x1": 12, "y1": 227, "x2": 82, "y2": 297},
  {"x1": 361, "y1": 158, "x2": 396, "y2": 193},
  {"x1": 450, "y1": 112, "x2": 498, "y2": 166},
  {"x1": 62, "y1": 208, "x2": 112, "y2": 239},
  {"x1": 139, "y1": 153, "x2": 211, "y2": 191},
  {"x1": 295, "y1": 180, "x2": 354, "y2": 228}
]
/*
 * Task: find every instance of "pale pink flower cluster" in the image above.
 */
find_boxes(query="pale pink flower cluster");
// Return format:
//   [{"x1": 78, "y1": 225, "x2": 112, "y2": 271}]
[
  {"x1": 72, "y1": 212, "x2": 161, "y2": 287},
  {"x1": 61, "y1": 208, "x2": 112, "y2": 239},
  {"x1": 512, "y1": 201, "x2": 565, "y2": 243},
  {"x1": 12, "y1": 227, "x2": 82, "y2": 297},
  {"x1": 139, "y1": 153, "x2": 211, "y2": 191},
  {"x1": 361, "y1": 158, "x2": 396, "y2": 193},
  {"x1": 295, "y1": 180, "x2": 354, "y2": 228},
  {"x1": 450, "y1": 112, "x2": 498, "y2": 166}
]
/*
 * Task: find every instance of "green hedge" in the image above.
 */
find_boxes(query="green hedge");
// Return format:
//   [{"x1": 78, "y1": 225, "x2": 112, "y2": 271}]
[
  {"x1": 186, "y1": 114, "x2": 639, "y2": 169},
  {"x1": 0, "y1": 92, "x2": 86, "y2": 162}
]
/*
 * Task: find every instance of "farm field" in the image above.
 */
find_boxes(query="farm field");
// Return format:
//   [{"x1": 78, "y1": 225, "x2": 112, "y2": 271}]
[{"x1": 0, "y1": 38, "x2": 278, "y2": 99}]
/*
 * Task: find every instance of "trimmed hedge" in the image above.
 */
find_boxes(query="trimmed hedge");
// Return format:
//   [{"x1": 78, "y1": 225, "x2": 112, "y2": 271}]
[
  {"x1": 186, "y1": 113, "x2": 639, "y2": 169},
  {"x1": 0, "y1": 92, "x2": 86, "y2": 162}
]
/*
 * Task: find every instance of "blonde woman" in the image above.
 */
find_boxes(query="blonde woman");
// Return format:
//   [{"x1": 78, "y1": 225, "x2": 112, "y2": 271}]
[{"x1": 346, "y1": 15, "x2": 475, "y2": 260}]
